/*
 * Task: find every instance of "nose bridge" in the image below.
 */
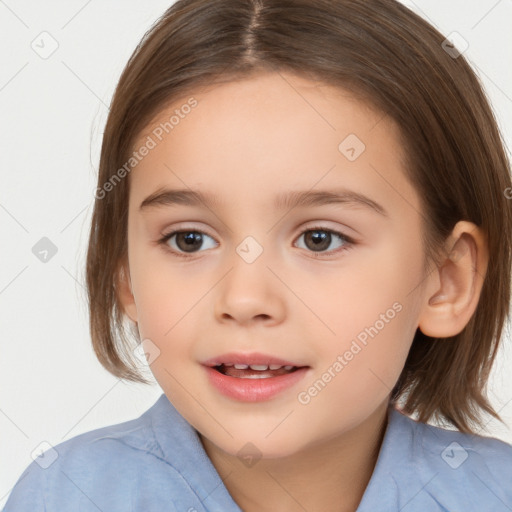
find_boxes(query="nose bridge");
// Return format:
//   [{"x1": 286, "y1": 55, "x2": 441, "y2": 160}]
[
  {"x1": 214, "y1": 231, "x2": 285, "y2": 324},
  {"x1": 226, "y1": 232, "x2": 272, "y2": 295}
]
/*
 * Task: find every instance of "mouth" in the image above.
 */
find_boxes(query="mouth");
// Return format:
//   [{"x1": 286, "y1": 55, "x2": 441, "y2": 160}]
[
  {"x1": 202, "y1": 353, "x2": 311, "y2": 402},
  {"x1": 211, "y1": 363, "x2": 303, "y2": 379},
  {"x1": 202, "y1": 352, "x2": 309, "y2": 379}
]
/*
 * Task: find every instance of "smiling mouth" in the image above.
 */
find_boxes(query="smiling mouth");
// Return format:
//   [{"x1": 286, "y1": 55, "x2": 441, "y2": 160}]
[{"x1": 213, "y1": 363, "x2": 303, "y2": 379}]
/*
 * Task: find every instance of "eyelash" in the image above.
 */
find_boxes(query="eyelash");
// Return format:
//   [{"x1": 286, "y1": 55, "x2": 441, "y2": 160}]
[{"x1": 157, "y1": 225, "x2": 355, "y2": 260}]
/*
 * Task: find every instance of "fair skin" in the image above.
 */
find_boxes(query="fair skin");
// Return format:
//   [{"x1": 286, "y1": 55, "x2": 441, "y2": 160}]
[{"x1": 117, "y1": 71, "x2": 488, "y2": 512}]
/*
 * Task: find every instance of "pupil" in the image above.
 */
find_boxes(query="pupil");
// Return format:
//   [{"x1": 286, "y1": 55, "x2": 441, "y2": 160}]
[
  {"x1": 306, "y1": 230, "x2": 330, "y2": 251},
  {"x1": 177, "y1": 232, "x2": 202, "y2": 252}
]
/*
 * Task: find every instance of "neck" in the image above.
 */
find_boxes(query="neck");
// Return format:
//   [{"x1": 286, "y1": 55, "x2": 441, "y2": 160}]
[{"x1": 199, "y1": 400, "x2": 390, "y2": 512}]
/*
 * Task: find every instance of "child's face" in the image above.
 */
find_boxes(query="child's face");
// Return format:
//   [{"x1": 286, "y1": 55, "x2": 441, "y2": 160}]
[{"x1": 122, "y1": 71, "x2": 432, "y2": 458}]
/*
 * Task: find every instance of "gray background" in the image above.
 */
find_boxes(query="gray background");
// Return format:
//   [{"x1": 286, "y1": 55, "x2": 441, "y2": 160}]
[{"x1": 1, "y1": 0, "x2": 511, "y2": 504}]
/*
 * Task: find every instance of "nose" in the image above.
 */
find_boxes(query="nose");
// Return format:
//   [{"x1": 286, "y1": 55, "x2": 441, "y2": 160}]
[{"x1": 213, "y1": 246, "x2": 286, "y2": 327}]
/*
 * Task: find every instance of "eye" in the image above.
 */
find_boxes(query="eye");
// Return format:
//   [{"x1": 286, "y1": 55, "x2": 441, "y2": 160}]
[
  {"x1": 294, "y1": 226, "x2": 354, "y2": 257},
  {"x1": 158, "y1": 229, "x2": 218, "y2": 257},
  {"x1": 157, "y1": 225, "x2": 355, "y2": 259}
]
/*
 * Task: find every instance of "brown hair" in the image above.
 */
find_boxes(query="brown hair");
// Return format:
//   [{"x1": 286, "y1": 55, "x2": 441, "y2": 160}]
[{"x1": 86, "y1": 0, "x2": 512, "y2": 434}]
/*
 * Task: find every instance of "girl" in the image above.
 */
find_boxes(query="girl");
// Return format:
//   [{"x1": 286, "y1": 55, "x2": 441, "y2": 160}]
[{"x1": 5, "y1": 0, "x2": 512, "y2": 510}]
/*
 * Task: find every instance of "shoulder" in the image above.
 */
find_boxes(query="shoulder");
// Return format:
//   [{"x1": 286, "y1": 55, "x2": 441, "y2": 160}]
[
  {"x1": 393, "y1": 408, "x2": 512, "y2": 508},
  {"x1": 2, "y1": 396, "x2": 185, "y2": 512}
]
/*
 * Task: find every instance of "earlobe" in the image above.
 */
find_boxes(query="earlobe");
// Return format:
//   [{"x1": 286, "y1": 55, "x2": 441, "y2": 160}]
[
  {"x1": 418, "y1": 221, "x2": 488, "y2": 338},
  {"x1": 116, "y1": 262, "x2": 138, "y2": 323}
]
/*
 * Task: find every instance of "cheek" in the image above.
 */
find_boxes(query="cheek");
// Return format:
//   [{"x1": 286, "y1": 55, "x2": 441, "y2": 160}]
[
  {"x1": 306, "y1": 238, "x2": 421, "y2": 339},
  {"x1": 296, "y1": 307, "x2": 414, "y2": 429},
  {"x1": 300, "y1": 236, "x2": 421, "y2": 386},
  {"x1": 131, "y1": 264, "x2": 215, "y2": 387},
  {"x1": 130, "y1": 246, "x2": 208, "y2": 338}
]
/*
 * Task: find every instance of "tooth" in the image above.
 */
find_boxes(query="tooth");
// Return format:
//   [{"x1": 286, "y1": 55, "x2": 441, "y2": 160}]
[
  {"x1": 234, "y1": 363, "x2": 249, "y2": 369},
  {"x1": 269, "y1": 364, "x2": 282, "y2": 370},
  {"x1": 249, "y1": 364, "x2": 269, "y2": 371},
  {"x1": 223, "y1": 363, "x2": 234, "y2": 367},
  {"x1": 283, "y1": 365, "x2": 293, "y2": 370}
]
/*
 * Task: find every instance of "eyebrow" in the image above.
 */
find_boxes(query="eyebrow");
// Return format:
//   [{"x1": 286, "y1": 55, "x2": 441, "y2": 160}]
[{"x1": 139, "y1": 187, "x2": 388, "y2": 217}]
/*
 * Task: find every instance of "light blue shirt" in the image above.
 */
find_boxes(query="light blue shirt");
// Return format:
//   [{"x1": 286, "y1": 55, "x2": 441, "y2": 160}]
[{"x1": 3, "y1": 393, "x2": 512, "y2": 511}]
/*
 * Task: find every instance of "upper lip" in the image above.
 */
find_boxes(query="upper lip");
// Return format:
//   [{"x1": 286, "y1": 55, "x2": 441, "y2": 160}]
[{"x1": 202, "y1": 352, "x2": 308, "y2": 367}]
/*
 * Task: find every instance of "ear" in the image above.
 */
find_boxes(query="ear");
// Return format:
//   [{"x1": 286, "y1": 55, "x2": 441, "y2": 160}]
[
  {"x1": 418, "y1": 220, "x2": 489, "y2": 338},
  {"x1": 116, "y1": 260, "x2": 138, "y2": 323}
]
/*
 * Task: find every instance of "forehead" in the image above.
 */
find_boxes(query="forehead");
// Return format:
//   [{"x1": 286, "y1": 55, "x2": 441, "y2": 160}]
[{"x1": 128, "y1": 71, "x2": 420, "y2": 217}]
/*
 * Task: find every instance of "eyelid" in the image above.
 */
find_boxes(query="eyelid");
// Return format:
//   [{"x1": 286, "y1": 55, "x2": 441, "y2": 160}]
[
  {"x1": 158, "y1": 220, "x2": 357, "y2": 239},
  {"x1": 158, "y1": 221, "x2": 218, "y2": 239},
  {"x1": 299, "y1": 220, "x2": 358, "y2": 239}
]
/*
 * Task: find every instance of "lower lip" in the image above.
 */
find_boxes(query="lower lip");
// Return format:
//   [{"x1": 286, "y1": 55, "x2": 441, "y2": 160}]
[{"x1": 204, "y1": 366, "x2": 310, "y2": 402}]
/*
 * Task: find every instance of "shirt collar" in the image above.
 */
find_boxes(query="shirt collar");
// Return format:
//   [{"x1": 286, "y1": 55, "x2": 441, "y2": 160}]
[
  {"x1": 140, "y1": 394, "x2": 419, "y2": 511},
  {"x1": 147, "y1": 393, "x2": 243, "y2": 511}
]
